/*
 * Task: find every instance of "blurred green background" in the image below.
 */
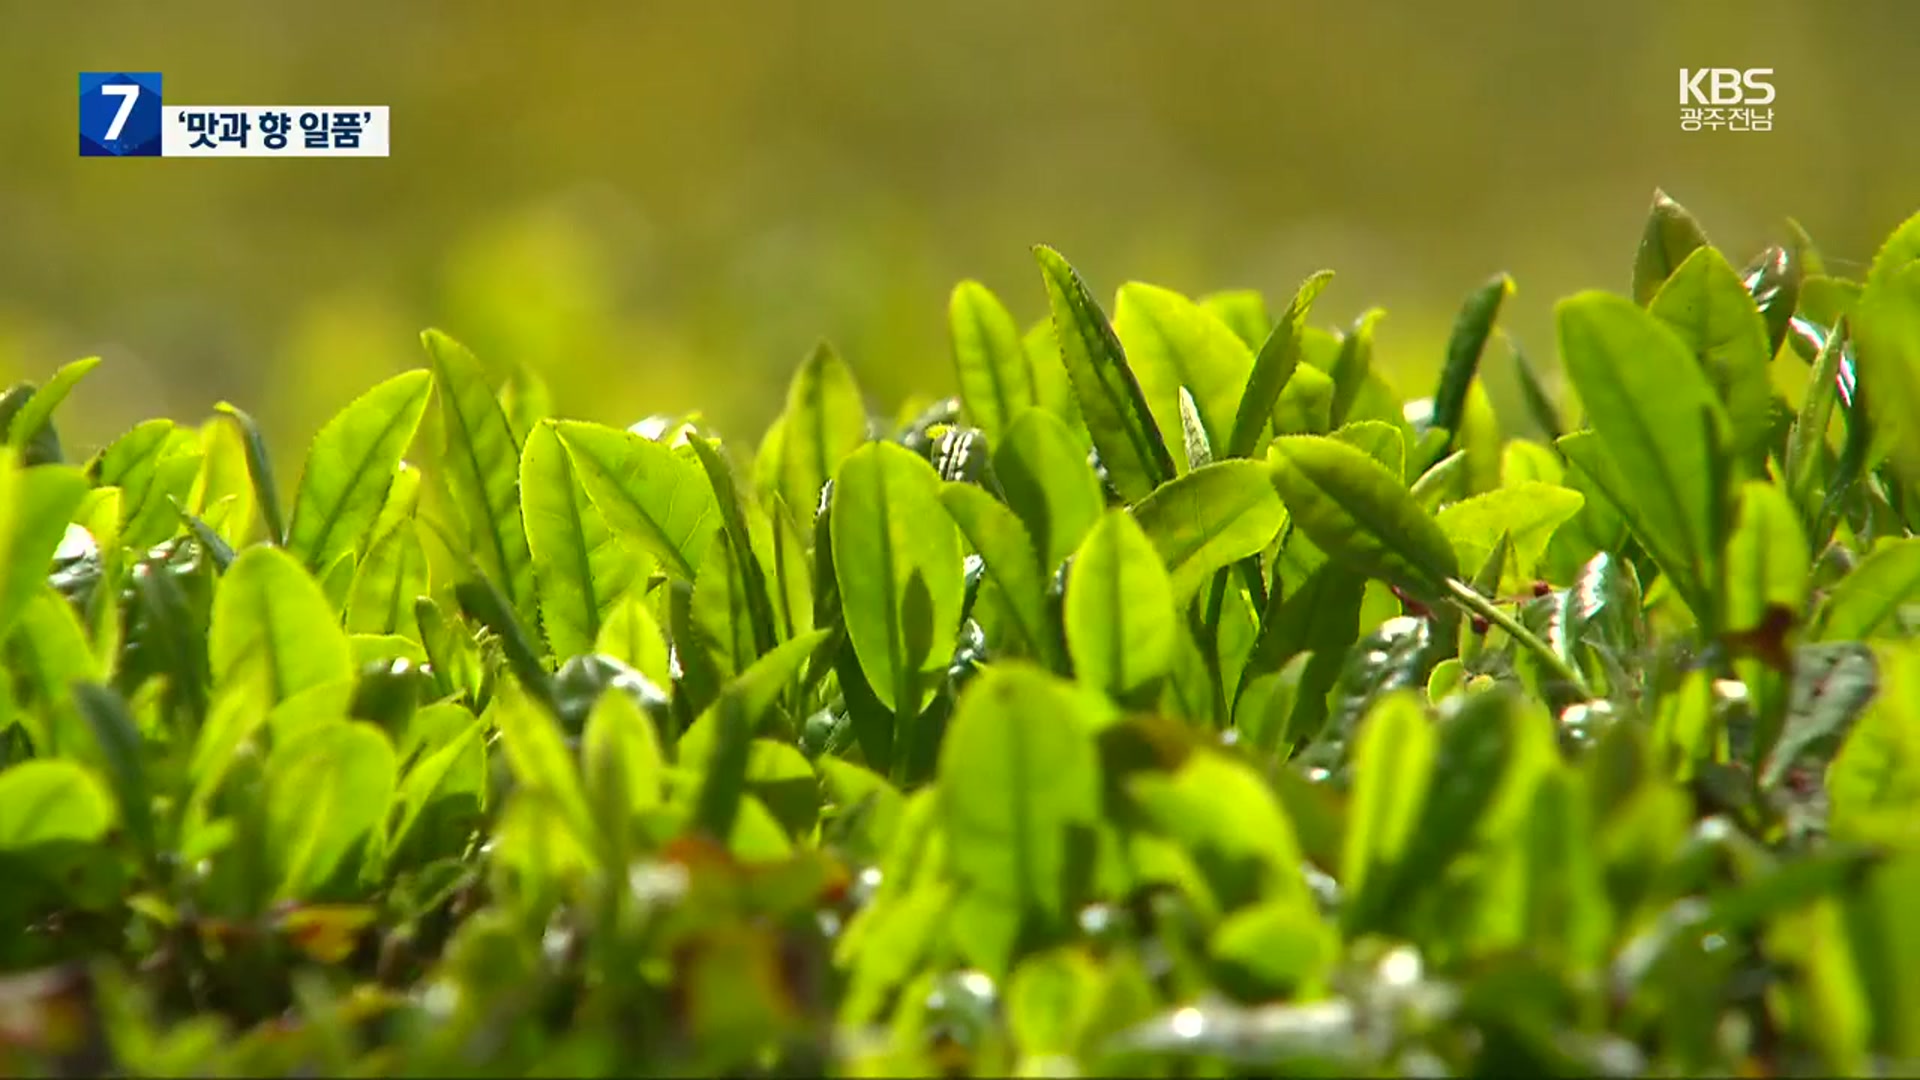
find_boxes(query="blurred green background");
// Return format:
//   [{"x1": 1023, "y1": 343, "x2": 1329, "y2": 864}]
[{"x1": 7, "y1": 0, "x2": 1920, "y2": 461}]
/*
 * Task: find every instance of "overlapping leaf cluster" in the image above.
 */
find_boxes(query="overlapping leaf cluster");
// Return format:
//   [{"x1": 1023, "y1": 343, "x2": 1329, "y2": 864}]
[{"x1": 4, "y1": 192, "x2": 1920, "y2": 1076}]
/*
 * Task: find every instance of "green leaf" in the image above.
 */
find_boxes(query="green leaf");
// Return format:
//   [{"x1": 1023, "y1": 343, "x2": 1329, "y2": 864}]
[
  {"x1": 1828, "y1": 645, "x2": 1920, "y2": 844},
  {"x1": 1228, "y1": 271, "x2": 1335, "y2": 459},
  {"x1": 1632, "y1": 188, "x2": 1710, "y2": 305},
  {"x1": 1722, "y1": 480, "x2": 1809, "y2": 635},
  {"x1": 213, "y1": 401, "x2": 287, "y2": 546},
  {"x1": 1435, "y1": 482, "x2": 1584, "y2": 595},
  {"x1": 1327, "y1": 310, "x2": 1386, "y2": 429},
  {"x1": 1810, "y1": 538, "x2": 1920, "y2": 642},
  {"x1": 345, "y1": 522, "x2": 429, "y2": 640},
  {"x1": 285, "y1": 370, "x2": 434, "y2": 575},
  {"x1": 520, "y1": 420, "x2": 643, "y2": 660},
  {"x1": 1340, "y1": 692, "x2": 1435, "y2": 932},
  {"x1": 210, "y1": 545, "x2": 354, "y2": 705},
  {"x1": 1130, "y1": 460, "x2": 1286, "y2": 605},
  {"x1": 72, "y1": 683, "x2": 156, "y2": 863},
  {"x1": 993, "y1": 408, "x2": 1105, "y2": 572},
  {"x1": 0, "y1": 453, "x2": 89, "y2": 641},
  {"x1": 830, "y1": 441, "x2": 965, "y2": 717},
  {"x1": 189, "y1": 413, "x2": 259, "y2": 546},
  {"x1": 1034, "y1": 245, "x2": 1175, "y2": 500},
  {"x1": 689, "y1": 529, "x2": 757, "y2": 680},
  {"x1": 1520, "y1": 765, "x2": 1611, "y2": 972},
  {"x1": 938, "y1": 665, "x2": 1104, "y2": 922},
  {"x1": 1786, "y1": 320, "x2": 1849, "y2": 527},
  {"x1": 1271, "y1": 362, "x2": 1336, "y2": 438},
  {"x1": 1065, "y1": 510, "x2": 1176, "y2": 704},
  {"x1": 680, "y1": 628, "x2": 832, "y2": 764},
  {"x1": 422, "y1": 329, "x2": 537, "y2": 628},
  {"x1": 1331, "y1": 419, "x2": 1406, "y2": 484},
  {"x1": 1507, "y1": 335, "x2": 1564, "y2": 442},
  {"x1": 6, "y1": 356, "x2": 99, "y2": 453},
  {"x1": 385, "y1": 719, "x2": 484, "y2": 866},
  {"x1": 1234, "y1": 651, "x2": 1313, "y2": 755},
  {"x1": 687, "y1": 434, "x2": 778, "y2": 659},
  {"x1": 1852, "y1": 212, "x2": 1920, "y2": 488},
  {"x1": 1555, "y1": 291, "x2": 1729, "y2": 622},
  {"x1": 687, "y1": 692, "x2": 753, "y2": 845},
  {"x1": 1128, "y1": 750, "x2": 1313, "y2": 913},
  {"x1": 582, "y1": 684, "x2": 667, "y2": 823},
  {"x1": 941, "y1": 483, "x2": 1059, "y2": 668},
  {"x1": 762, "y1": 341, "x2": 869, "y2": 526},
  {"x1": 1649, "y1": 246, "x2": 1776, "y2": 463},
  {"x1": 554, "y1": 419, "x2": 718, "y2": 581},
  {"x1": 1267, "y1": 435, "x2": 1459, "y2": 601},
  {"x1": 1430, "y1": 273, "x2": 1514, "y2": 452},
  {"x1": 262, "y1": 719, "x2": 397, "y2": 900},
  {"x1": 1113, "y1": 282, "x2": 1256, "y2": 472},
  {"x1": 492, "y1": 676, "x2": 601, "y2": 857},
  {"x1": 949, "y1": 280, "x2": 1037, "y2": 445},
  {"x1": 0, "y1": 760, "x2": 113, "y2": 850},
  {"x1": 594, "y1": 590, "x2": 672, "y2": 689},
  {"x1": 9, "y1": 584, "x2": 105, "y2": 756},
  {"x1": 92, "y1": 420, "x2": 197, "y2": 553},
  {"x1": 1024, "y1": 319, "x2": 1085, "y2": 437}
]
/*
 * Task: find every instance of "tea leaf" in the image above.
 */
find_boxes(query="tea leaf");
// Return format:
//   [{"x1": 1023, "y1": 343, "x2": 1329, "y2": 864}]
[
  {"x1": 1632, "y1": 188, "x2": 1710, "y2": 305},
  {"x1": 286, "y1": 370, "x2": 433, "y2": 576},
  {"x1": 941, "y1": 483, "x2": 1059, "y2": 668},
  {"x1": 423, "y1": 330, "x2": 538, "y2": 629},
  {"x1": 950, "y1": 280, "x2": 1037, "y2": 445},
  {"x1": 993, "y1": 408, "x2": 1105, "y2": 572},
  {"x1": 1065, "y1": 509, "x2": 1175, "y2": 704},
  {"x1": 214, "y1": 400, "x2": 287, "y2": 545},
  {"x1": 1034, "y1": 245, "x2": 1175, "y2": 500},
  {"x1": 939, "y1": 665, "x2": 1104, "y2": 922},
  {"x1": 555, "y1": 419, "x2": 719, "y2": 581},
  {"x1": 1556, "y1": 291, "x2": 1728, "y2": 623},
  {"x1": 1228, "y1": 271, "x2": 1335, "y2": 459},
  {"x1": 829, "y1": 442, "x2": 965, "y2": 717},
  {"x1": 1113, "y1": 282, "x2": 1255, "y2": 471},
  {"x1": 1130, "y1": 460, "x2": 1286, "y2": 605},
  {"x1": 1649, "y1": 246, "x2": 1775, "y2": 463},
  {"x1": 211, "y1": 545, "x2": 353, "y2": 705},
  {"x1": 6, "y1": 356, "x2": 99, "y2": 454},
  {"x1": 1268, "y1": 435, "x2": 1459, "y2": 601},
  {"x1": 1810, "y1": 538, "x2": 1920, "y2": 642},
  {"x1": 0, "y1": 760, "x2": 113, "y2": 850},
  {"x1": 345, "y1": 522, "x2": 428, "y2": 640},
  {"x1": 1430, "y1": 273, "x2": 1513, "y2": 453}
]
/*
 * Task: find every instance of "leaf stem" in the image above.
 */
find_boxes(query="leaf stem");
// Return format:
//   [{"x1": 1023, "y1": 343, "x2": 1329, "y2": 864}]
[{"x1": 1442, "y1": 577, "x2": 1593, "y2": 700}]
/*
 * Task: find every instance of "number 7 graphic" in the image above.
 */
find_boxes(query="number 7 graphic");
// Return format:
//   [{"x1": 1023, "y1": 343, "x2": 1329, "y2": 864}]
[
  {"x1": 101, "y1": 84, "x2": 140, "y2": 141},
  {"x1": 80, "y1": 72, "x2": 163, "y2": 157}
]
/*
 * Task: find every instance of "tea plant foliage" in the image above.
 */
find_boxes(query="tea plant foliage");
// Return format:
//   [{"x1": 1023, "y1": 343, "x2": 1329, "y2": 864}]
[{"x1": 5, "y1": 193, "x2": 1920, "y2": 1076}]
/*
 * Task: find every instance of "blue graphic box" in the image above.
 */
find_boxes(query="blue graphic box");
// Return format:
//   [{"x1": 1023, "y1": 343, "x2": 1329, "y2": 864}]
[{"x1": 80, "y1": 72, "x2": 163, "y2": 157}]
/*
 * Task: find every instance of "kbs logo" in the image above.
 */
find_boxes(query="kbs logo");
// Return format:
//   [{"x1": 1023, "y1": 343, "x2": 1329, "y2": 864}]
[
  {"x1": 1679, "y1": 68, "x2": 1775, "y2": 105},
  {"x1": 1678, "y1": 69, "x2": 1774, "y2": 133}
]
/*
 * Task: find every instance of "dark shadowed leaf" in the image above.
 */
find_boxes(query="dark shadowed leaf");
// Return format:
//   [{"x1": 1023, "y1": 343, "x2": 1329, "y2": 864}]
[{"x1": 1632, "y1": 189, "x2": 1710, "y2": 305}]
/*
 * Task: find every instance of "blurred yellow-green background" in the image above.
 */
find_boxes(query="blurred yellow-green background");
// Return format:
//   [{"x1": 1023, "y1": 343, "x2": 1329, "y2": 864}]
[{"x1": 7, "y1": 0, "x2": 1920, "y2": 460}]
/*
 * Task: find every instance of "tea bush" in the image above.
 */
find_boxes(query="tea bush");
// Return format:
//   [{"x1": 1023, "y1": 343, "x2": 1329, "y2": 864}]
[{"x1": 2, "y1": 191, "x2": 1919, "y2": 1076}]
